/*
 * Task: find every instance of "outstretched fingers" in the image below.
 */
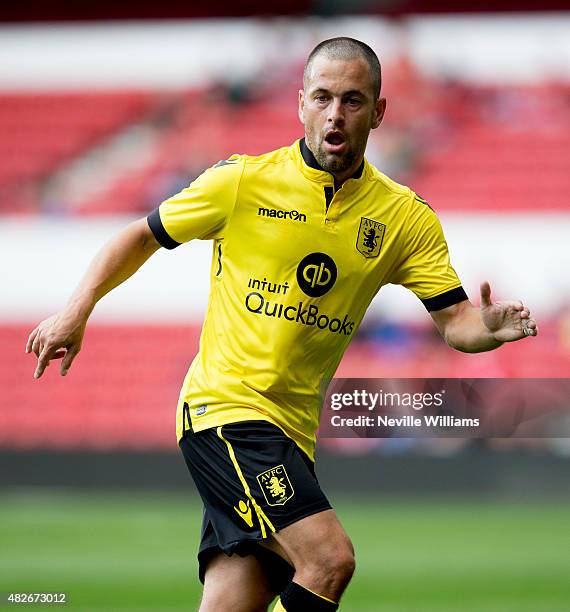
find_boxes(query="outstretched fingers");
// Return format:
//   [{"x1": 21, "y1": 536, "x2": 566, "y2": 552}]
[
  {"x1": 27, "y1": 312, "x2": 85, "y2": 378},
  {"x1": 30, "y1": 325, "x2": 71, "y2": 378},
  {"x1": 34, "y1": 340, "x2": 77, "y2": 378}
]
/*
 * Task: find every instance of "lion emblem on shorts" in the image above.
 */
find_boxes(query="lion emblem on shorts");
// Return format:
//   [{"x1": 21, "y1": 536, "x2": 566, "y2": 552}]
[{"x1": 256, "y1": 464, "x2": 294, "y2": 506}]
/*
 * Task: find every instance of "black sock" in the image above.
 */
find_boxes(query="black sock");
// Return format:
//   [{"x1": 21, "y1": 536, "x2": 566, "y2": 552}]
[{"x1": 279, "y1": 581, "x2": 339, "y2": 611}]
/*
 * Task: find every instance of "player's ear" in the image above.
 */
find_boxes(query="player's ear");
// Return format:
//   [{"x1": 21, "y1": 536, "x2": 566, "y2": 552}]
[
  {"x1": 372, "y1": 97, "x2": 386, "y2": 130},
  {"x1": 298, "y1": 89, "x2": 306, "y2": 125}
]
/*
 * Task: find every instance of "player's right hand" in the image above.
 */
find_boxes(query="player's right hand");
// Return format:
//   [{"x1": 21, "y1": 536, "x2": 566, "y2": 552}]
[{"x1": 26, "y1": 311, "x2": 87, "y2": 379}]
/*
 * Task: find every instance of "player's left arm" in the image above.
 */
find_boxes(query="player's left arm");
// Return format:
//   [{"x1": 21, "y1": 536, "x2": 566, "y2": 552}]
[{"x1": 430, "y1": 281, "x2": 538, "y2": 353}]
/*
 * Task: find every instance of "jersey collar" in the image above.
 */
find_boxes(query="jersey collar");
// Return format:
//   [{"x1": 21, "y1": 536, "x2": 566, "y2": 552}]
[{"x1": 298, "y1": 137, "x2": 365, "y2": 182}]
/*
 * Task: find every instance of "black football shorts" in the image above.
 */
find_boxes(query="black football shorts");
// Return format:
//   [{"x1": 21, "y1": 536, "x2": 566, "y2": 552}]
[{"x1": 178, "y1": 417, "x2": 332, "y2": 590}]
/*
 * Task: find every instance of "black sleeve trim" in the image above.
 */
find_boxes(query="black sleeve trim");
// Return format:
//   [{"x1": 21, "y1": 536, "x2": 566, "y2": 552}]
[
  {"x1": 147, "y1": 208, "x2": 181, "y2": 250},
  {"x1": 421, "y1": 286, "x2": 468, "y2": 312}
]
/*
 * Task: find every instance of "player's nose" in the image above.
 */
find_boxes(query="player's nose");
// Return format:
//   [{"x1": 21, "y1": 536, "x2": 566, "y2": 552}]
[{"x1": 327, "y1": 98, "x2": 345, "y2": 125}]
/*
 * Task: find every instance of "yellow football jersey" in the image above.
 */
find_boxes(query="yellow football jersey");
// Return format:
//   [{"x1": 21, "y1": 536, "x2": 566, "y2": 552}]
[{"x1": 147, "y1": 139, "x2": 467, "y2": 460}]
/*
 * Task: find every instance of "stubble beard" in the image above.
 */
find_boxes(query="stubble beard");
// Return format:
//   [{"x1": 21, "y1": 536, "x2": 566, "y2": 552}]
[{"x1": 311, "y1": 134, "x2": 362, "y2": 176}]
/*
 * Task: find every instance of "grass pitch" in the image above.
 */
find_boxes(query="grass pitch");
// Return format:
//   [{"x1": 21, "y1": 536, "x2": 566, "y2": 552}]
[{"x1": 1, "y1": 491, "x2": 568, "y2": 611}]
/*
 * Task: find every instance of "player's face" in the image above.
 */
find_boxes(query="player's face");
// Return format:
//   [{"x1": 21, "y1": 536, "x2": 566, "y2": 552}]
[{"x1": 299, "y1": 55, "x2": 386, "y2": 183}]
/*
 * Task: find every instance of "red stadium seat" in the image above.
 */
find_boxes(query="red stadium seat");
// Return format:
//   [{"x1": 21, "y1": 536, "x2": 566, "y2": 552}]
[{"x1": 2, "y1": 320, "x2": 569, "y2": 451}]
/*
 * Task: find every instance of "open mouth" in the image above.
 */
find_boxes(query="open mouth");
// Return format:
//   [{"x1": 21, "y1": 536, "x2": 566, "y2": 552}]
[{"x1": 324, "y1": 131, "x2": 346, "y2": 153}]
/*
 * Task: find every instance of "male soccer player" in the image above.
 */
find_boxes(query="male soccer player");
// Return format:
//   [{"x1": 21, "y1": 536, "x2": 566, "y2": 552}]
[{"x1": 27, "y1": 38, "x2": 537, "y2": 611}]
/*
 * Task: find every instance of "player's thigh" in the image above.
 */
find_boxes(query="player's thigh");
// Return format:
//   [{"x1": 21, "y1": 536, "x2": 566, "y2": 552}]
[
  {"x1": 200, "y1": 551, "x2": 277, "y2": 612},
  {"x1": 258, "y1": 536, "x2": 292, "y2": 566},
  {"x1": 271, "y1": 508, "x2": 355, "y2": 573}
]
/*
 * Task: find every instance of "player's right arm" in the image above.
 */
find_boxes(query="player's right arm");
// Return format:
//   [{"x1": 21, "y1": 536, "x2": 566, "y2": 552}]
[
  {"x1": 26, "y1": 218, "x2": 161, "y2": 379},
  {"x1": 27, "y1": 155, "x2": 243, "y2": 379}
]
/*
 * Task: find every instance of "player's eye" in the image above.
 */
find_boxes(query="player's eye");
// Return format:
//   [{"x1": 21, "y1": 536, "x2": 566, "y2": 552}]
[
  {"x1": 347, "y1": 98, "x2": 362, "y2": 106},
  {"x1": 315, "y1": 95, "x2": 329, "y2": 103}
]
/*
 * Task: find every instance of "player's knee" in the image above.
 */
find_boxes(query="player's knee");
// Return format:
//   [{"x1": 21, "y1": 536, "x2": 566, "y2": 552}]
[
  {"x1": 298, "y1": 542, "x2": 355, "y2": 593},
  {"x1": 326, "y1": 534, "x2": 355, "y2": 583},
  {"x1": 324, "y1": 546, "x2": 356, "y2": 588}
]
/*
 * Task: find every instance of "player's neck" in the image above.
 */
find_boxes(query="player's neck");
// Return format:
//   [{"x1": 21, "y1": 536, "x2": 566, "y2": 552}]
[
  {"x1": 300, "y1": 138, "x2": 364, "y2": 191},
  {"x1": 332, "y1": 161, "x2": 364, "y2": 189}
]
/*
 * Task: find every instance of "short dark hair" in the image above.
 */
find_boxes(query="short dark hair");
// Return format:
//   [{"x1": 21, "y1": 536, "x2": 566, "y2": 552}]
[{"x1": 303, "y1": 37, "x2": 382, "y2": 100}]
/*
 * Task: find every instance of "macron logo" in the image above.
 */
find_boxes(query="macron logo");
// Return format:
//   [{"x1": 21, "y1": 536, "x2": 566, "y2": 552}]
[{"x1": 258, "y1": 207, "x2": 307, "y2": 223}]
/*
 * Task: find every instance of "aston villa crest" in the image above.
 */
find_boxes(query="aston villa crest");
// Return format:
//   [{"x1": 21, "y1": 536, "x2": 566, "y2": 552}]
[
  {"x1": 357, "y1": 217, "x2": 385, "y2": 258},
  {"x1": 256, "y1": 464, "x2": 294, "y2": 506}
]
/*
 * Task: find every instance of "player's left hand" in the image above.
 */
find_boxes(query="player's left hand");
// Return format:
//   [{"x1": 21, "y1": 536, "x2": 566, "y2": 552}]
[{"x1": 479, "y1": 281, "x2": 538, "y2": 343}]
